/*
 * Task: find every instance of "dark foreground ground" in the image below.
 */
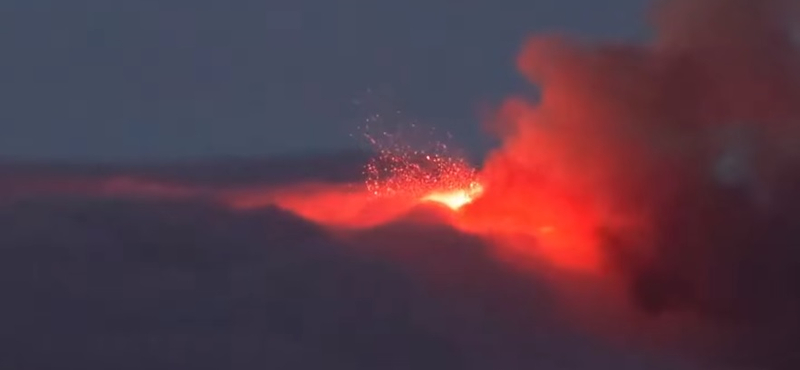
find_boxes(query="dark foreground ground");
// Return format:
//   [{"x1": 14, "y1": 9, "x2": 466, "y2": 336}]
[{"x1": 0, "y1": 151, "x2": 697, "y2": 369}]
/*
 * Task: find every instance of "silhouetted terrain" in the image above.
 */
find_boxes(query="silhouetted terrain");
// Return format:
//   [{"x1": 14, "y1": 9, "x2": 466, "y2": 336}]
[{"x1": 0, "y1": 153, "x2": 695, "y2": 370}]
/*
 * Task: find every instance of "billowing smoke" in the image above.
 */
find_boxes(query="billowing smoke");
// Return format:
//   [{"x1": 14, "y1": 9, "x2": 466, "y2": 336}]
[
  {"x1": 473, "y1": 0, "x2": 800, "y2": 367},
  {"x1": 5, "y1": 1, "x2": 800, "y2": 368}
]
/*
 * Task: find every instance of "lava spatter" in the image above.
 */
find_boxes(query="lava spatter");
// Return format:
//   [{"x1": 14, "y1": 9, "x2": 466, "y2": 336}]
[{"x1": 361, "y1": 127, "x2": 484, "y2": 211}]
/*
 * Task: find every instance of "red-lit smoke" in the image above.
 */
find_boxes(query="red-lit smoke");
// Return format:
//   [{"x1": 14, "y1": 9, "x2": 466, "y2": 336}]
[
  {"x1": 257, "y1": 1, "x2": 800, "y2": 368},
  {"x1": 182, "y1": 1, "x2": 800, "y2": 367},
  {"x1": 465, "y1": 0, "x2": 800, "y2": 368}
]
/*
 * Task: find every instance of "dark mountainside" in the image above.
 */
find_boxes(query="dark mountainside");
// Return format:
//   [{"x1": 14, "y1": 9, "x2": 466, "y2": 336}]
[{"x1": 0, "y1": 153, "x2": 695, "y2": 370}]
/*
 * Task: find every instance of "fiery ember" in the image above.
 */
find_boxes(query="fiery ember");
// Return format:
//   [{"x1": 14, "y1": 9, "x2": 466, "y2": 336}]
[
  {"x1": 356, "y1": 124, "x2": 601, "y2": 271},
  {"x1": 362, "y1": 128, "x2": 484, "y2": 210}
]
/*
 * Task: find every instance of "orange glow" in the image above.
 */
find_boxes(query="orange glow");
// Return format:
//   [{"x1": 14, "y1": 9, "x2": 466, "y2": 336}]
[
  {"x1": 220, "y1": 119, "x2": 609, "y2": 273},
  {"x1": 360, "y1": 127, "x2": 486, "y2": 213},
  {"x1": 224, "y1": 183, "x2": 419, "y2": 229},
  {"x1": 450, "y1": 173, "x2": 604, "y2": 271},
  {"x1": 420, "y1": 182, "x2": 484, "y2": 210},
  {"x1": 364, "y1": 140, "x2": 480, "y2": 202},
  {"x1": 220, "y1": 85, "x2": 628, "y2": 274}
]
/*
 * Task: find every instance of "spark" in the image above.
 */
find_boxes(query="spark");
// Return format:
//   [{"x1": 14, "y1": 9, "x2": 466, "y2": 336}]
[{"x1": 361, "y1": 127, "x2": 483, "y2": 210}]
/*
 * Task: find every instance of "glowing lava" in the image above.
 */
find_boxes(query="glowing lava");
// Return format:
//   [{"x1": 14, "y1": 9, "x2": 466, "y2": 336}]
[
  {"x1": 357, "y1": 126, "x2": 601, "y2": 271},
  {"x1": 421, "y1": 182, "x2": 484, "y2": 210},
  {"x1": 227, "y1": 121, "x2": 600, "y2": 273},
  {"x1": 363, "y1": 128, "x2": 483, "y2": 209}
]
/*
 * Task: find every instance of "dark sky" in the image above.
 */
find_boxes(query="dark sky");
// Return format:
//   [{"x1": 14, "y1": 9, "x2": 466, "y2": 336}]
[{"x1": 0, "y1": 0, "x2": 648, "y2": 161}]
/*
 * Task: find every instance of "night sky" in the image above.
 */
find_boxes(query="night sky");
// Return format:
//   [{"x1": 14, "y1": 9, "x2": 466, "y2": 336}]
[{"x1": 0, "y1": 0, "x2": 648, "y2": 161}]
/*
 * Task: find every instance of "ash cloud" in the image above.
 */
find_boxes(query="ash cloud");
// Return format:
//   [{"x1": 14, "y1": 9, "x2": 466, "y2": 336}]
[{"x1": 489, "y1": 0, "x2": 800, "y2": 368}]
